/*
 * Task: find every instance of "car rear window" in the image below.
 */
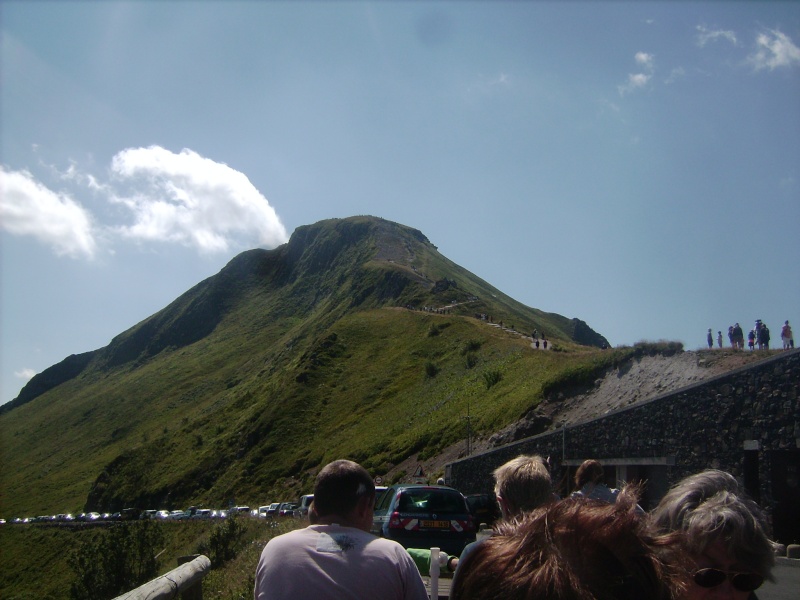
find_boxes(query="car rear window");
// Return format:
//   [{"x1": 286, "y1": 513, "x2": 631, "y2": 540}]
[{"x1": 397, "y1": 490, "x2": 466, "y2": 514}]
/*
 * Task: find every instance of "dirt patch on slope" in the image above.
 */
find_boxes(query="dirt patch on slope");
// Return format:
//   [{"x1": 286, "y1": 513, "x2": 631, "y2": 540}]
[{"x1": 389, "y1": 349, "x2": 777, "y2": 482}]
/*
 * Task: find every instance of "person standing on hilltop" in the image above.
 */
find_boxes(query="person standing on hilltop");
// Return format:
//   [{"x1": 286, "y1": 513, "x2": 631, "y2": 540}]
[
  {"x1": 748, "y1": 329, "x2": 756, "y2": 351},
  {"x1": 781, "y1": 320, "x2": 794, "y2": 350},
  {"x1": 758, "y1": 323, "x2": 770, "y2": 350},
  {"x1": 707, "y1": 329, "x2": 713, "y2": 349},
  {"x1": 717, "y1": 331, "x2": 723, "y2": 348},
  {"x1": 733, "y1": 323, "x2": 744, "y2": 349}
]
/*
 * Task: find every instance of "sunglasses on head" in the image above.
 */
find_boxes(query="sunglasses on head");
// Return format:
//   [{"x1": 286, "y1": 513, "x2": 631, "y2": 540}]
[{"x1": 693, "y1": 568, "x2": 764, "y2": 592}]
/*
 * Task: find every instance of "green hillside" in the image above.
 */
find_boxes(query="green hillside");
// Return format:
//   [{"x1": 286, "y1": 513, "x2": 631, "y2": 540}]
[{"x1": 0, "y1": 216, "x2": 613, "y2": 517}]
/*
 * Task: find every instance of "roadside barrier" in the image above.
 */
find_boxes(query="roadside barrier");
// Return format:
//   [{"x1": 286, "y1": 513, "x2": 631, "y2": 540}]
[{"x1": 113, "y1": 554, "x2": 210, "y2": 600}]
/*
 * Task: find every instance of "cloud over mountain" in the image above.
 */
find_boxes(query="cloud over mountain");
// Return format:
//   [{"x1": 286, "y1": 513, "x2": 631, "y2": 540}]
[{"x1": 1, "y1": 147, "x2": 289, "y2": 258}]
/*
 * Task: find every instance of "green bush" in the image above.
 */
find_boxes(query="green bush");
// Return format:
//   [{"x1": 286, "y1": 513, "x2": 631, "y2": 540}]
[
  {"x1": 464, "y1": 353, "x2": 478, "y2": 369},
  {"x1": 69, "y1": 520, "x2": 165, "y2": 600},
  {"x1": 483, "y1": 369, "x2": 502, "y2": 389},
  {"x1": 203, "y1": 515, "x2": 246, "y2": 567},
  {"x1": 424, "y1": 361, "x2": 439, "y2": 378},
  {"x1": 461, "y1": 339, "x2": 482, "y2": 355}
]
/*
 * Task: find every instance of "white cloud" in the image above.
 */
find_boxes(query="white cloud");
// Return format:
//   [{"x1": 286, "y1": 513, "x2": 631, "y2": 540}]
[
  {"x1": 14, "y1": 368, "x2": 37, "y2": 381},
  {"x1": 747, "y1": 29, "x2": 800, "y2": 71},
  {"x1": 696, "y1": 25, "x2": 738, "y2": 47},
  {"x1": 618, "y1": 52, "x2": 654, "y2": 96},
  {"x1": 0, "y1": 166, "x2": 98, "y2": 259},
  {"x1": 618, "y1": 73, "x2": 651, "y2": 96},
  {"x1": 635, "y1": 52, "x2": 654, "y2": 70},
  {"x1": 110, "y1": 146, "x2": 289, "y2": 253}
]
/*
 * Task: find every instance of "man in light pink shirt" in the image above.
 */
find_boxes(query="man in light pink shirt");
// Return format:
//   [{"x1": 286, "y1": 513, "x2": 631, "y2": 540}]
[{"x1": 254, "y1": 460, "x2": 428, "y2": 600}]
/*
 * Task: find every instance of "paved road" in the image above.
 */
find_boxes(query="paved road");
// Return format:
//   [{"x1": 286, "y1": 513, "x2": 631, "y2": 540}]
[
  {"x1": 759, "y1": 558, "x2": 800, "y2": 600},
  {"x1": 426, "y1": 559, "x2": 799, "y2": 600}
]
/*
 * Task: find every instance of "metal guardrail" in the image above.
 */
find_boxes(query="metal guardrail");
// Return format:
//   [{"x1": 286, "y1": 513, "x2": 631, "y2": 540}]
[{"x1": 113, "y1": 554, "x2": 210, "y2": 600}]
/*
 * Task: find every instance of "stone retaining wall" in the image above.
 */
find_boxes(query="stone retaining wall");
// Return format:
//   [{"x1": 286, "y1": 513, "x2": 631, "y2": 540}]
[{"x1": 446, "y1": 349, "x2": 800, "y2": 542}]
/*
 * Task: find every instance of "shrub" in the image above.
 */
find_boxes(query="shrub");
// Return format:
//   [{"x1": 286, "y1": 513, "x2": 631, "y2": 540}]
[
  {"x1": 424, "y1": 361, "x2": 439, "y2": 378},
  {"x1": 205, "y1": 515, "x2": 246, "y2": 567},
  {"x1": 483, "y1": 369, "x2": 502, "y2": 389},
  {"x1": 69, "y1": 520, "x2": 165, "y2": 600},
  {"x1": 464, "y1": 353, "x2": 478, "y2": 369},
  {"x1": 461, "y1": 339, "x2": 482, "y2": 355}
]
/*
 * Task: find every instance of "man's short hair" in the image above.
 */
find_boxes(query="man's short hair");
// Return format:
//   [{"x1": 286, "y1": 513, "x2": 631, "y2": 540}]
[
  {"x1": 451, "y1": 487, "x2": 686, "y2": 600},
  {"x1": 493, "y1": 454, "x2": 552, "y2": 515},
  {"x1": 313, "y1": 460, "x2": 375, "y2": 518}
]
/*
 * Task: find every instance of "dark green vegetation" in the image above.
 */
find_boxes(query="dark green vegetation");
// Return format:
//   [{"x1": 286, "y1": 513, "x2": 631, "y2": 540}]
[
  {"x1": 1, "y1": 216, "x2": 613, "y2": 520},
  {"x1": 0, "y1": 517, "x2": 300, "y2": 600}
]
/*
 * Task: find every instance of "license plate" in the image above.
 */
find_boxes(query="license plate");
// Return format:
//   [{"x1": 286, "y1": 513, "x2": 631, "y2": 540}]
[{"x1": 420, "y1": 520, "x2": 450, "y2": 529}]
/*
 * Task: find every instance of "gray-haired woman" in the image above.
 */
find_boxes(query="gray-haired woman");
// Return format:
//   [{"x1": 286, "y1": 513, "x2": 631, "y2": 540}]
[{"x1": 651, "y1": 470, "x2": 775, "y2": 600}]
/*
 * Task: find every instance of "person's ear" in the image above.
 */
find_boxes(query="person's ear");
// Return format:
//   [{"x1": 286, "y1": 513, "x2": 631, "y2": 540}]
[
  {"x1": 496, "y1": 494, "x2": 509, "y2": 518},
  {"x1": 357, "y1": 493, "x2": 374, "y2": 517}
]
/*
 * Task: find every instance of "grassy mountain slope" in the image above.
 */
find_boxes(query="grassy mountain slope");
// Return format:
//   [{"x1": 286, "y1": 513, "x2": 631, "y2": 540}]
[{"x1": 1, "y1": 216, "x2": 612, "y2": 517}]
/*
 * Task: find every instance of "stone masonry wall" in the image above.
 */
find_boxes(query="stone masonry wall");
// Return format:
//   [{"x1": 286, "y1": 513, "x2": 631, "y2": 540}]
[{"x1": 447, "y1": 348, "x2": 800, "y2": 523}]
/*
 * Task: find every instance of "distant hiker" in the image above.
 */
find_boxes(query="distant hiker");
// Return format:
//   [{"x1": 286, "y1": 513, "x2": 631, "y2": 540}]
[
  {"x1": 532, "y1": 329, "x2": 538, "y2": 340},
  {"x1": 707, "y1": 328, "x2": 713, "y2": 348},
  {"x1": 717, "y1": 331, "x2": 723, "y2": 348},
  {"x1": 758, "y1": 323, "x2": 770, "y2": 350},
  {"x1": 782, "y1": 320, "x2": 794, "y2": 350},
  {"x1": 733, "y1": 322, "x2": 744, "y2": 349},
  {"x1": 727, "y1": 326, "x2": 734, "y2": 347},
  {"x1": 748, "y1": 329, "x2": 756, "y2": 350},
  {"x1": 543, "y1": 339, "x2": 548, "y2": 350}
]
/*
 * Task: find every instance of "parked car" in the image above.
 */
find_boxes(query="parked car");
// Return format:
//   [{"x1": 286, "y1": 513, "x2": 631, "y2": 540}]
[
  {"x1": 371, "y1": 484, "x2": 476, "y2": 556},
  {"x1": 278, "y1": 503, "x2": 296, "y2": 516},
  {"x1": 192, "y1": 509, "x2": 212, "y2": 519},
  {"x1": 294, "y1": 494, "x2": 314, "y2": 518},
  {"x1": 266, "y1": 502, "x2": 281, "y2": 516},
  {"x1": 465, "y1": 492, "x2": 502, "y2": 528},
  {"x1": 155, "y1": 510, "x2": 171, "y2": 520}
]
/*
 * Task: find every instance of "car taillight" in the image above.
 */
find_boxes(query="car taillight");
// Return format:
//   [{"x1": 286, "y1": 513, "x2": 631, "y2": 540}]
[
  {"x1": 388, "y1": 511, "x2": 403, "y2": 529},
  {"x1": 463, "y1": 515, "x2": 476, "y2": 532}
]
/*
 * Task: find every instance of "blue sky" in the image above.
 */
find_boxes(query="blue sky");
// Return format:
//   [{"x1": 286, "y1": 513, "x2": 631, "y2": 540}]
[{"x1": 2, "y1": 1, "x2": 799, "y2": 406}]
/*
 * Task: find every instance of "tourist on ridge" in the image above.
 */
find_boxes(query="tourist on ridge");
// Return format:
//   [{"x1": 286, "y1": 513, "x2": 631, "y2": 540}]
[
  {"x1": 717, "y1": 331, "x2": 723, "y2": 348},
  {"x1": 254, "y1": 459, "x2": 427, "y2": 600},
  {"x1": 728, "y1": 326, "x2": 734, "y2": 348},
  {"x1": 757, "y1": 323, "x2": 770, "y2": 350},
  {"x1": 707, "y1": 329, "x2": 713, "y2": 349},
  {"x1": 450, "y1": 487, "x2": 686, "y2": 600},
  {"x1": 748, "y1": 329, "x2": 756, "y2": 351},
  {"x1": 781, "y1": 320, "x2": 794, "y2": 350},
  {"x1": 733, "y1": 323, "x2": 744, "y2": 349},
  {"x1": 652, "y1": 470, "x2": 775, "y2": 600}
]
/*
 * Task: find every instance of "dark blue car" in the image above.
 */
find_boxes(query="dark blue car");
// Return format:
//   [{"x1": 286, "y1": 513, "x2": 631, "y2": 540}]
[{"x1": 371, "y1": 484, "x2": 476, "y2": 556}]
